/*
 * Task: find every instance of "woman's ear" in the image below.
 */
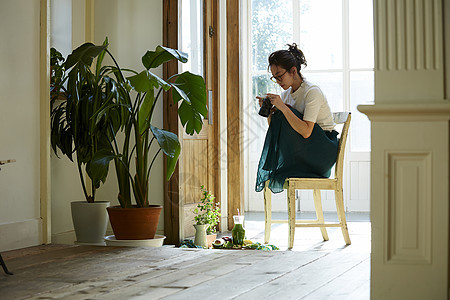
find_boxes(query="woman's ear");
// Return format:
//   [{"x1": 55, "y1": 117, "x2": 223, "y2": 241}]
[{"x1": 290, "y1": 66, "x2": 298, "y2": 75}]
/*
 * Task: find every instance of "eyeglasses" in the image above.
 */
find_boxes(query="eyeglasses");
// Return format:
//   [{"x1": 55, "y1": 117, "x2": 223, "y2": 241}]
[{"x1": 270, "y1": 70, "x2": 288, "y2": 83}]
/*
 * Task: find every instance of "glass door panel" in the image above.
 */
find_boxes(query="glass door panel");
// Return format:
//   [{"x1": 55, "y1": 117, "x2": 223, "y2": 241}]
[
  {"x1": 349, "y1": 0, "x2": 374, "y2": 69},
  {"x1": 350, "y1": 71, "x2": 373, "y2": 152},
  {"x1": 298, "y1": 0, "x2": 343, "y2": 70},
  {"x1": 179, "y1": 0, "x2": 203, "y2": 76}
]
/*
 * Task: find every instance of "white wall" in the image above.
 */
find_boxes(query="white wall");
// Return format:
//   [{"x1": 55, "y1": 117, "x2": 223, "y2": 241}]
[{"x1": 0, "y1": 0, "x2": 43, "y2": 251}]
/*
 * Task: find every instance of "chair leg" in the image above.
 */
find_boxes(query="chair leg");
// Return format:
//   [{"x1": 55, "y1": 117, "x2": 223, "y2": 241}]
[
  {"x1": 335, "y1": 189, "x2": 351, "y2": 245},
  {"x1": 313, "y1": 189, "x2": 329, "y2": 241},
  {"x1": 287, "y1": 182, "x2": 296, "y2": 249},
  {"x1": 264, "y1": 182, "x2": 272, "y2": 244}
]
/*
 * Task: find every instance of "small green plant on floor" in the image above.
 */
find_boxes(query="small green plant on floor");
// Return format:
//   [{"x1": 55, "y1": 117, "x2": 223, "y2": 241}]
[{"x1": 193, "y1": 185, "x2": 221, "y2": 235}]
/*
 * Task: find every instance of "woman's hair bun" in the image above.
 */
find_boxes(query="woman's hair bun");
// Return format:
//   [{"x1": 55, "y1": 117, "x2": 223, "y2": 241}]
[
  {"x1": 287, "y1": 43, "x2": 307, "y2": 67},
  {"x1": 268, "y1": 42, "x2": 307, "y2": 80}
]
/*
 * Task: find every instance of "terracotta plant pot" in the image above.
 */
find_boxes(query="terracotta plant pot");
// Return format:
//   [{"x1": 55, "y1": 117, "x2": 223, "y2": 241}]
[{"x1": 107, "y1": 205, "x2": 162, "y2": 240}]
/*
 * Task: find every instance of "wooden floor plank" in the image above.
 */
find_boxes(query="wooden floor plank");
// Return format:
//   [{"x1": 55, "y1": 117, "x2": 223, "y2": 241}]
[
  {"x1": 0, "y1": 219, "x2": 371, "y2": 300},
  {"x1": 100, "y1": 286, "x2": 184, "y2": 300},
  {"x1": 233, "y1": 252, "x2": 369, "y2": 300},
  {"x1": 26, "y1": 279, "x2": 117, "y2": 299},
  {"x1": 161, "y1": 251, "x2": 328, "y2": 300},
  {"x1": 298, "y1": 256, "x2": 370, "y2": 299}
]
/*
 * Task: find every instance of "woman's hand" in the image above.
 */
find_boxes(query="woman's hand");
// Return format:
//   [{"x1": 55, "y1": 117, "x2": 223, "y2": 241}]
[
  {"x1": 266, "y1": 93, "x2": 286, "y2": 112},
  {"x1": 256, "y1": 95, "x2": 276, "y2": 124},
  {"x1": 256, "y1": 95, "x2": 265, "y2": 107},
  {"x1": 264, "y1": 93, "x2": 314, "y2": 138}
]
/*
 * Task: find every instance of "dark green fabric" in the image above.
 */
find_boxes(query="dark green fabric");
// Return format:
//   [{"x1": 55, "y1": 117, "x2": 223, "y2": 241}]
[{"x1": 255, "y1": 108, "x2": 338, "y2": 193}]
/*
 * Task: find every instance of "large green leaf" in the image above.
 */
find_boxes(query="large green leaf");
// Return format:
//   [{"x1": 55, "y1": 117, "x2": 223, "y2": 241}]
[
  {"x1": 127, "y1": 71, "x2": 170, "y2": 93},
  {"x1": 127, "y1": 71, "x2": 154, "y2": 92},
  {"x1": 65, "y1": 42, "x2": 108, "y2": 69},
  {"x1": 150, "y1": 125, "x2": 180, "y2": 158},
  {"x1": 178, "y1": 101, "x2": 204, "y2": 134},
  {"x1": 86, "y1": 149, "x2": 116, "y2": 186},
  {"x1": 171, "y1": 72, "x2": 207, "y2": 115},
  {"x1": 166, "y1": 143, "x2": 181, "y2": 181},
  {"x1": 142, "y1": 45, "x2": 188, "y2": 70},
  {"x1": 171, "y1": 71, "x2": 207, "y2": 135}
]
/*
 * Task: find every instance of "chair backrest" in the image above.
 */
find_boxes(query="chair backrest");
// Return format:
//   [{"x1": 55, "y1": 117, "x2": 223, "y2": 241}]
[{"x1": 332, "y1": 112, "x2": 351, "y2": 182}]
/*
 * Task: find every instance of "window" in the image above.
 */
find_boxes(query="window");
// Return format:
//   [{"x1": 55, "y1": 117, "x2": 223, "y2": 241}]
[{"x1": 245, "y1": 0, "x2": 373, "y2": 212}]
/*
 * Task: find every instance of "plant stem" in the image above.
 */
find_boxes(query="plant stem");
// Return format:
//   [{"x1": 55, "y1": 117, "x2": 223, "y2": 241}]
[
  {"x1": 76, "y1": 154, "x2": 90, "y2": 202},
  {"x1": 108, "y1": 124, "x2": 120, "y2": 155},
  {"x1": 105, "y1": 49, "x2": 125, "y2": 83},
  {"x1": 146, "y1": 136, "x2": 155, "y2": 153},
  {"x1": 148, "y1": 88, "x2": 163, "y2": 123}
]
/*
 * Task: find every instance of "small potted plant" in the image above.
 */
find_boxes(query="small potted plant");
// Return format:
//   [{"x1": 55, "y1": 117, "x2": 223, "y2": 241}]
[{"x1": 193, "y1": 185, "x2": 221, "y2": 248}]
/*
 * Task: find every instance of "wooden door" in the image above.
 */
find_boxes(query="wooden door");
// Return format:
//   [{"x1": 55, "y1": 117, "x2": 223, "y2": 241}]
[{"x1": 163, "y1": 0, "x2": 220, "y2": 242}]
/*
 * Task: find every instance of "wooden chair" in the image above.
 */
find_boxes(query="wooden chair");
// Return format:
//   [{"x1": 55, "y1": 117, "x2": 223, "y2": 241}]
[{"x1": 264, "y1": 112, "x2": 351, "y2": 249}]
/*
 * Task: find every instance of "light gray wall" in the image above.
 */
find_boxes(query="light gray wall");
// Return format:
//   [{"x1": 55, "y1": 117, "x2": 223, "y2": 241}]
[{"x1": 0, "y1": 0, "x2": 42, "y2": 251}]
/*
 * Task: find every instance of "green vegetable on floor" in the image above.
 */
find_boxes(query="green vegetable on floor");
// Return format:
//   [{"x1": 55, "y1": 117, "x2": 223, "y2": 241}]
[
  {"x1": 224, "y1": 241, "x2": 233, "y2": 249},
  {"x1": 179, "y1": 238, "x2": 279, "y2": 251}
]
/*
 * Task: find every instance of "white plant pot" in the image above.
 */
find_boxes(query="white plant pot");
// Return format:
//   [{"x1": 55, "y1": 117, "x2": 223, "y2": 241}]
[
  {"x1": 104, "y1": 235, "x2": 166, "y2": 247},
  {"x1": 71, "y1": 201, "x2": 110, "y2": 245}
]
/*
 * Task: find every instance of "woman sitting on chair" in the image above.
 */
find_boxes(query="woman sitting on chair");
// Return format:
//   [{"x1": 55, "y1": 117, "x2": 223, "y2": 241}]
[{"x1": 255, "y1": 43, "x2": 339, "y2": 194}]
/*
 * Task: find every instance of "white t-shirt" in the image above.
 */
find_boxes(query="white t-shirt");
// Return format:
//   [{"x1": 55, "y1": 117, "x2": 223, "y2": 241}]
[{"x1": 281, "y1": 80, "x2": 335, "y2": 131}]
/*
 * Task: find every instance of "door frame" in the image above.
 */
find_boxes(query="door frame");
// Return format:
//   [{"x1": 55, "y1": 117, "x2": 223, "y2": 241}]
[
  {"x1": 40, "y1": 0, "x2": 51, "y2": 244},
  {"x1": 163, "y1": 0, "x2": 181, "y2": 245},
  {"x1": 225, "y1": 0, "x2": 244, "y2": 229}
]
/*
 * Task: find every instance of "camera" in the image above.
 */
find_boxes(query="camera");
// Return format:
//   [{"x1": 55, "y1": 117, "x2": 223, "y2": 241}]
[{"x1": 258, "y1": 97, "x2": 273, "y2": 117}]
